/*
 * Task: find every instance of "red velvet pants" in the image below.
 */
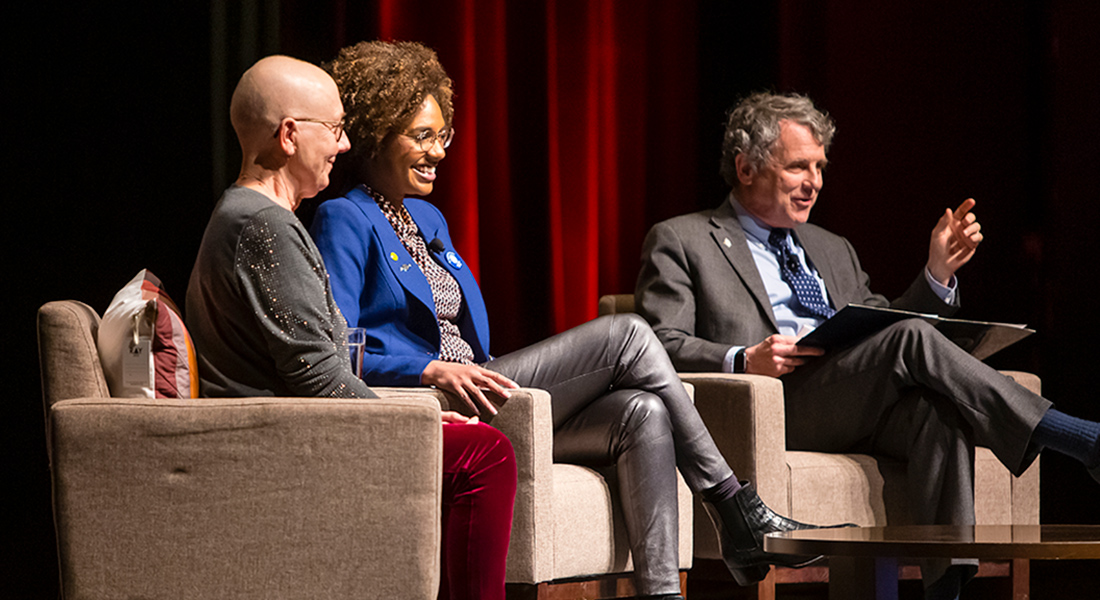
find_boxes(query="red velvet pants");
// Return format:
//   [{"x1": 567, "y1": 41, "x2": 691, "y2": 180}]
[{"x1": 439, "y1": 422, "x2": 517, "y2": 600}]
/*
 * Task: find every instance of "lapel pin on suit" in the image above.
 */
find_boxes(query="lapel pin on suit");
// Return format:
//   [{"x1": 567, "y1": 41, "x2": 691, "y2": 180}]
[{"x1": 723, "y1": 237, "x2": 732, "y2": 248}]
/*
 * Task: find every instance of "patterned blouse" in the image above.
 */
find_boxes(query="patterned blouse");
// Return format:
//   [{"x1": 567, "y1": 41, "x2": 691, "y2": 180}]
[{"x1": 372, "y1": 190, "x2": 476, "y2": 365}]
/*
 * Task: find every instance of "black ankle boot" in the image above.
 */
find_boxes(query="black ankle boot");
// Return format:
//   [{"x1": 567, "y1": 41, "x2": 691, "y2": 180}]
[{"x1": 703, "y1": 483, "x2": 845, "y2": 585}]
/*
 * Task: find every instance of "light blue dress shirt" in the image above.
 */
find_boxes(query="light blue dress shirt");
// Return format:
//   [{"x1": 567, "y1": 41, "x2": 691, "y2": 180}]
[{"x1": 721, "y1": 196, "x2": 957, "y2": 372}]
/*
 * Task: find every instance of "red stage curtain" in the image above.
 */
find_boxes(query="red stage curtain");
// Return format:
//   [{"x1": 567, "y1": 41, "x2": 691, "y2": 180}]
[{"x1": 285, "y1": 0, "x2": 699, "y2": 352}]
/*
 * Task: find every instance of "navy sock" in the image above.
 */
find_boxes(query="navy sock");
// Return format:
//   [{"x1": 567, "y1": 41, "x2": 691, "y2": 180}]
[
  {"x1": 700, "y1": 474, "x2": 743, "y2": 503},
  {"x1": 1033, "y1": 409, "x2": 1100, "y2": 467}
]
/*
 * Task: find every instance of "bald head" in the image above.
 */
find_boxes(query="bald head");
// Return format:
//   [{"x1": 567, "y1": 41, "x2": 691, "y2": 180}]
[
  {"x1": 231, "y1": 55, "x2": 341, "y2": 150},
  {"x1": 229, "y1": 55, "x2": 350, "y2": 209}
]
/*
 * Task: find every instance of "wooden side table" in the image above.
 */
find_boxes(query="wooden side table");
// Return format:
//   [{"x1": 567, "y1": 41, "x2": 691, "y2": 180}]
[{"x1": 765, "y1": 525, "x2": 1100, "y2": 600}]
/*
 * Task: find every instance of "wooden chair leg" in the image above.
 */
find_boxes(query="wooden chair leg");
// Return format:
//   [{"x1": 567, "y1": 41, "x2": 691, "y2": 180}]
[
  {"x1": 1011, "y1": 559, "x2": 1029, "y2": 600},
  {"x1": 755, "y1": 567, "x2": 777, "y2": 600}
]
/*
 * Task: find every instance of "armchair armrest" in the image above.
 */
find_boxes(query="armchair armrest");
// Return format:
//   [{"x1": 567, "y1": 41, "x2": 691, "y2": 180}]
[
  {"x1": 49, "y1": 394, "x2": 442, "y2": 600},
  {"x1": 676, "y1": 373, "x2": 787, "y2": 559},
  {"x1": 677, "y1": 373, "x2": 788, "y2": 511},
  {"x1": 371, "y1": 386, "x2": 556, "y2": 582},
  {"x1": 484, "y1": 388, "x2": 555, "y2": 582}
]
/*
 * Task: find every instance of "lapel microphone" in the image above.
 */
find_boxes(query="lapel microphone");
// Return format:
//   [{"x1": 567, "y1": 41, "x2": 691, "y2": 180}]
[{"x1": 428, "y1": 238, "x2": 445, "y2": 254}]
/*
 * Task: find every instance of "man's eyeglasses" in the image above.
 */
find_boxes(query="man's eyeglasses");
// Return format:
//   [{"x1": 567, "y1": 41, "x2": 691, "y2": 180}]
[
  {"x1": 404, "y1": 126, "x2": 455, "y2": 151},
  {"x1": 289, "y1": 117, "x2": 346, "y2": 140}
]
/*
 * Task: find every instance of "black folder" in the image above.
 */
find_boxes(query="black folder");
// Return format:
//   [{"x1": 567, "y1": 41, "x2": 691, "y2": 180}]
[{"x1": 797, "y1": 304, "x2": 1033, "y2": 360}]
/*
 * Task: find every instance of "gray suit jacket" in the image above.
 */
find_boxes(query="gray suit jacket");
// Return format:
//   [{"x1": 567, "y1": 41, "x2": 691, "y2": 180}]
[{"x1": 635, "y1": 197, "x2": 956, "y2": 372}]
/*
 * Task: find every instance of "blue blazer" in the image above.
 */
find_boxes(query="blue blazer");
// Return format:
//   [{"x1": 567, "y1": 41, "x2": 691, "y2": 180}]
[{"x1": 310, "y1": 186, "x2": 491, "y2": 386}]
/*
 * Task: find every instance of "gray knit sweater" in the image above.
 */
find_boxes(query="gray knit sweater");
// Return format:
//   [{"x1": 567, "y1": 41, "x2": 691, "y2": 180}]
[{"x1": 186, "y1": 186, "x2": 376, "y2": 398}]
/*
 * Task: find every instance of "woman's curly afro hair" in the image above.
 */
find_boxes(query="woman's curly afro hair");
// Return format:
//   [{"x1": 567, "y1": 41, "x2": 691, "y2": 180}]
[{"x1": 325, "y1": 40, "x2": 454, "y2": 164}]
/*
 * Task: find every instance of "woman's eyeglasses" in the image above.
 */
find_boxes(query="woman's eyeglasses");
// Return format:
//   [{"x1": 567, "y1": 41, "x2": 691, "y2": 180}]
[{"x1": 405, "y1": 126, "x2": 455, "y2": 151}]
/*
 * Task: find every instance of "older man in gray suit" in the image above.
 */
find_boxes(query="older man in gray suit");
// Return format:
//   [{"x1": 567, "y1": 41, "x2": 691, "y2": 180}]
[{"x1": 636, "y1": 92, "x2": 1100, "y2": 600}]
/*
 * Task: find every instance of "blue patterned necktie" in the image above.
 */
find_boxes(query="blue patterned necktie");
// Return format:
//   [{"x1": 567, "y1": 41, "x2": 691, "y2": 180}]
[{"x1": 768, "y1": 228, "x2": 835, "y2": 319}]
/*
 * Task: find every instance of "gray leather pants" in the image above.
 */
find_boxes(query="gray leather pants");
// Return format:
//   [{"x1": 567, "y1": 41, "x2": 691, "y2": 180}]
[{"x1": 484, "y1": 314, "x2": 733, "y2": 595}]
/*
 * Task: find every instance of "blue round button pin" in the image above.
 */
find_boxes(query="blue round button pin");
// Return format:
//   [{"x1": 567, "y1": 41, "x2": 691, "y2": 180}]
[{"x1": 445, "y1": 251, "x2": 463, "y2": 269}]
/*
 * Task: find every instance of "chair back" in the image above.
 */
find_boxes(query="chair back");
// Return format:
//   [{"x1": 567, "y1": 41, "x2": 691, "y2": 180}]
[
  {"x1": 597, "y1": 294, "x2": 635, "y2": 316},
  {"x1": 37, "y1": 300, "x2": 111, "y2": 409}
]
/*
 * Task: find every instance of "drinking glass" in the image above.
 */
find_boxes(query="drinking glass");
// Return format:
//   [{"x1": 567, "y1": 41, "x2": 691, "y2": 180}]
[{"x1": 348, "y1": 327, "x2": 366, "y2": 378}]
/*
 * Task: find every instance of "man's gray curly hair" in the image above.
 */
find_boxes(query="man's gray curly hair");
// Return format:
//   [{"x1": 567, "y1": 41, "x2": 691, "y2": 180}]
[{"x1": 719, "y1": 92, "x2": 836, "y2": 187}]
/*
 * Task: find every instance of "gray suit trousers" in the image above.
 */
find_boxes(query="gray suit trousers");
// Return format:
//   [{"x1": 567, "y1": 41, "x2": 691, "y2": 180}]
[{"x1": 780, "y1": 319, "x2": 1050, "y2": 584}]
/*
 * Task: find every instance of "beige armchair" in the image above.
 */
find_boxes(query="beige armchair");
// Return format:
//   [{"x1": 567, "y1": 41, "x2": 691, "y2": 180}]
[
  {"x1": 38, "y1": 300, "x2": 444, "y2": 600},
  {"x1": 598, "y1": 294, "x2": 1040, "y2": 599}
]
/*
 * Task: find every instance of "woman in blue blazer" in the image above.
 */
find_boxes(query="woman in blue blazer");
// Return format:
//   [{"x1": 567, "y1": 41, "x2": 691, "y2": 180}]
[
  {"x1": 311, "y1": 186, "x2": 492, "y2": 388},
  {"x1": 311, "y1": 41, "x2": 834, "y2": 596}
]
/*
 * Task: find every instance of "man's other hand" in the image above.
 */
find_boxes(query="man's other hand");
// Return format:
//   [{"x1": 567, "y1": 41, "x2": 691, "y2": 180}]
[
  {"x1": 744, "y1": 334, "x2": 826, "y2": 377},
  {"x1": 928, "y1": 198, "x2": 982, "y2": 285}
]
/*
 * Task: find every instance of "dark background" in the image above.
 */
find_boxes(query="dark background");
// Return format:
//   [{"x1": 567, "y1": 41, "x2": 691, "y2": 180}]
[{"x1": 5, "y1": 1, "x2": 1098, "y2": 597}]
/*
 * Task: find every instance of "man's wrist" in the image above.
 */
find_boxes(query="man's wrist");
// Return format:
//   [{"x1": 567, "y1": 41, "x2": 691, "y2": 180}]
[
  {"x1": 923, "y1": 266, "x2": 958, "y2": 305},
  {"x1": 723, "y1": 345, "x2": 746, "y2": 373},
  {"x1": 733, "y1": 348, "x2": 747, "y2": 373}
]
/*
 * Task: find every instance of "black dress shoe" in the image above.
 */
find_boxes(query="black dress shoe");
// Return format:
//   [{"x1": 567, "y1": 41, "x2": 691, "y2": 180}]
[
  {"x1": 924, "y1": 563, "x2": 977, "y2": 600},
  {"x1": 703, "y1": 482, "x2": 852, "y2": 586}
]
